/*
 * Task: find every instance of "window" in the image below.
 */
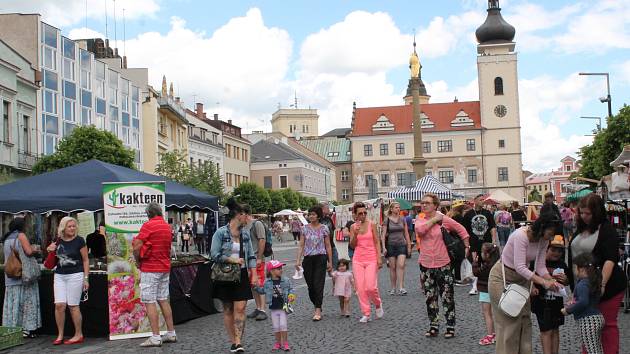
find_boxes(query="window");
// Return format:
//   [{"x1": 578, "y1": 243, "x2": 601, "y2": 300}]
[
  {"x1": 42, "y1": 46, "x2": 56, "y2": 70},
  {"x1": 20, "y1": 115, "x2": 30, "y2": 152},
  {"x1": 2, "y1": 101, "x2": 9, "y2": 142},
  {"x1": 279, "y1": 175, "x2": 288, "y2": 189},
  {"x1": 565, "y1": 164, "x2": 572, "y2": 172},
  {"x1": 43, "y1": 114, "x2": 59, "y2": 134},
  {"x1": 225, "y1": 173, "x2": 233, "y2": 187},
  {"x1": 62, "y1": 58, "x2": 75, "y2": 81},
  {"x1": 397, "y1": 172, "x2": 405, "y2": 186},
  {"x1": 365, "y1": 174, "x2": 374, "y2": 188},
  {"x1": 466, "y1": 139, "x2": 476, "y2": 151},
  {"x1": 243, "y1": 149, "x2": 248, "y2": 162},
  {"x1": 341, "y1": 170, "x2": 349, "y2": 182},
  {"x1": 80, "y1": 69, "x2": 91, "y2": 90},
  {"x1": 63, "y1": 122, "x2": 76, "y2": 136},
  {"x1": 63, "y1": 80, "x2": 76, "y2": 99},
  {"x1": 380, "y1": 143, "x2": 388, "y2": 156},
  {"x1": 263, "y1": 176, "x2": 272, "y2": 189},
  {"x1": 342, "y1": 189, "x2": 349, "y2": 200},
  {"x1": 498, "y1": 167, "x2": 509, "y2": 182},
  {"x1": 438, "y1": 170, "x2": 454, "y2": 184},
  {"x1": 494, "y1": 77, "x2": 504, "y2": 95},
  {"x1": 63, "y1": 99, "x2": 75, "y2": 122},
  {"x1": 81, "y1": 107, "x2": 91, "y2": 125},
  {"x1": 437, "y1": 140, "x2": 452, "y2": 152},
  {"x1": 467, "y1": 169, "x2": 477, "y2": 183},
  {"x1": 43, "y1": 90, "x2": 58, "y2": 114},
  {"x1": 95, "y1": 98, "x2": 106, "y2": 115},
  {"x1": 544, "y1": 185, "x2": 548, "y2": 191},
  {"x1": 62, "y1": 37, "x2": 75, "y2": 59},
  {"x1": 44, "y1": 70, "x2": 58, "y2": 90},
  {"x1": 423, "y1": 141, "x2": 431, "y2": 153},
  {"x1": 42, "y1": 23, "x2": 57, "y2": 48},
  {"x1": 44, "y1": 134, "x2": 58, "y2": 155},
  {"x1": 225, "y1": 143, "x2": 231, "y2": 158},
  {"x1": 396, "y1": 143, "x2": 405, "y2": 155},
  {"x1": 81, "y1": 89, "x2": 92, "y2": 107},
  {"x1": 380, "y1": 173, "x2": 390, "y2": 187},
  {"x1": 363, "y1": 144, "x2": 373, "y2": 156},
  {"x1": 498, "y1": 139, "x2": 505, "y2": 148}
]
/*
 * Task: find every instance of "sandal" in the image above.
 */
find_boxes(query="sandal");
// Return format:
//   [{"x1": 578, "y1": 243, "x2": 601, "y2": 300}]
[
  {"x1": 425, "y1": 327, "x2": 438, "y2": 337},
  {"x1": 312, "y1": 314, "x2": 322, "y2": 321},
  {"x1": 444, "y1": 328, "x2": 455, "y2": 339}
]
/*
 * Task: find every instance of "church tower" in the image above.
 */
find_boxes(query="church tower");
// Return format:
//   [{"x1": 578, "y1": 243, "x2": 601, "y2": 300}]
[{"x1": 476, "y1": 0, "x2": 524, "y2": 200}]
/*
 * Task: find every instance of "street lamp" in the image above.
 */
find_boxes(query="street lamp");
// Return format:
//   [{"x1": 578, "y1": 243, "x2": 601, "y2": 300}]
[
  {"x1": 578, "y1": 72, "x2": 612, "y2": 119},
  {"x1": 580, "y1": 116, "x2": 602, "y2": 135}
]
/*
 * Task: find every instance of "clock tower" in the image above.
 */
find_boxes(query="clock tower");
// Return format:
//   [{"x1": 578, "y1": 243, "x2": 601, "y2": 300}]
[{"x1": 476, "y1": 0, "x2": 525, "y2": 200}]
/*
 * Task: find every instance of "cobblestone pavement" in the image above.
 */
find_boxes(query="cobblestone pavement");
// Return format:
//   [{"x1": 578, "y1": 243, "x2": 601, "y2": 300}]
[{"x1": 12, "y1": 241, "x2": 630, "y2": 353}]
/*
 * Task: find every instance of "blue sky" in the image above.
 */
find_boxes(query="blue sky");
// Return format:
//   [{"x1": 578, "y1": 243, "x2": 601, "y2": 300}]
[{"x1": 5, "y1": 0, "x2": 630, "y2": 173}]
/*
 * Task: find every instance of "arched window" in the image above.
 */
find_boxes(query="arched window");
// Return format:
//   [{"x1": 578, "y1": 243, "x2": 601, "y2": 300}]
[{"x1": 494, "y1": 77, "x2": 504, "y2": 95}]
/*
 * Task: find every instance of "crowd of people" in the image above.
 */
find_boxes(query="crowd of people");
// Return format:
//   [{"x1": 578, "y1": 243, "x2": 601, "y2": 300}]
[{"x1": 2, "y1": 191, "x2": 627, "y2": 353}]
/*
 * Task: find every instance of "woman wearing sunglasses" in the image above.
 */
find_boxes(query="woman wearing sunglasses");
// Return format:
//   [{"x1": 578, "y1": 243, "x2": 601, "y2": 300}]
[
  {"x1": 349, "y1": 202, "x2": 384, "y2": 323},
  {"x1": 415, "y1": 194, "x2": 470, "y2": 339}
]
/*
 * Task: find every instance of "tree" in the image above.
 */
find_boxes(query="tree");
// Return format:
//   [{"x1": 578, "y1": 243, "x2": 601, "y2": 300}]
[
  {"x1": 578, "y1": 105, "x2": 630, "y2": 179},
  {"x1": 281, "y1": 188, "x2": 300, "y2": 210},
  {"x1": 268, "y1": 190, "x2": 287, "y2": 215},
  {"x1": 528, "y1": 189, "x2": 542, "y2": 203},
  {"x1": 233, "y1": 182, "x2": 271, "y2": 214},
  {"x1": 33, "y1": 125, "x2": 135, "y2": 174},
  {"x1": 155, "y1": 150, "x2": 224, "y2": 198}
]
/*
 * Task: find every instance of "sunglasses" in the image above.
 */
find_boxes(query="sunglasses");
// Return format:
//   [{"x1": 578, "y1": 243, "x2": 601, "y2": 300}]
[{"x1": 81, "y1": 290, "x2": 89, "y2": 302}]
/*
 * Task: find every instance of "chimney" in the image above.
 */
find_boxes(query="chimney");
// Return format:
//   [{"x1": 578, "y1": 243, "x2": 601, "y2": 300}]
[
  {"x1": 228, "y1": 119, "x2": 232, "y2": 124},
  {"x1": 175, "y1": 97, "x2": 180, "y2": 104},
  {"x1": 196, "y1": 103, "x2": 204, "y2": 118},
  {"x1": 214, "y1": 113, "x2": 219, "y2": 121},
  {"x1": 122, "y1": 56, "x2": 127, "y2": 69}
]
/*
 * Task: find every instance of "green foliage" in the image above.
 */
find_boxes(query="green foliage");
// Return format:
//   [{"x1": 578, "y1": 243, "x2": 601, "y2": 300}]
[
  {"x1": 528, "y1": 189, "x2": 542, "y2": 203},
  {"x1": 233, "y1": 182, "x2": 271, "y2": 214},
  {"x1": 298, "y1": 195, "x2": 319, "y2": 210},
  {"x1": 280, "y1": 188, "x2": 300, "y2": 210},
  {"x1": 578, "y1": 105, "x2": 630, "y2": 179},
  {"x1": 268, "y1": 190, "x2": 288, "y2": 214},
  {"x1": 32, "y1": 125, "x2": 135, "y2": 174},
  {"x1": 155, "y1": 150, "x2": 224, "y2": 198}
]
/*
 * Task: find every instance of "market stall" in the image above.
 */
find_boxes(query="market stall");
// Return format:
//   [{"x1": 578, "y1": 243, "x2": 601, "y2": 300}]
[
  {"x1": 387, "y1": 175, "x2": 455, "y2": 201},
  {"x1": 0, "y1": 160, "x2": 219, "y2": 338}
]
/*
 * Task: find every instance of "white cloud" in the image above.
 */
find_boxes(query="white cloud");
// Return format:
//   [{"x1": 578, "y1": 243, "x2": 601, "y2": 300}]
[
  {"x1": 68, "y1": 27, "x2": 106, "y2": 40},
  {"x1": 299, "y1": 11, "x2": 409, "y2": 76},
  {"x1": 118, "y1": 9, "x2": 292, "y2": 132},
  {"x1": 519, "y1": 73, "x2": 597, "y2": 172},
  {"x1": 415, "y1": 11, "x2": 484, "y2": 58},
  {"x1": 0, "y1": 0, "x2": 159, "y2": 28},
  {"x1": 618, "y1": 60, "x2": 630, "y2": 84}
]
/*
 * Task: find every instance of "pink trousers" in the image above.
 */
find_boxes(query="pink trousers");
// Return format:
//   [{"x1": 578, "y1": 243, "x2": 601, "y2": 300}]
[{"x1": 352, "y1": 260, "x2": 382, "y2": 316}]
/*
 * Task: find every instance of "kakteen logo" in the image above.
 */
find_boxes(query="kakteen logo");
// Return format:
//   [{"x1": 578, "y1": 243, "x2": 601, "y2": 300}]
[{"x1": 106, "y1": 189, "x2": 164, "y2": 208}]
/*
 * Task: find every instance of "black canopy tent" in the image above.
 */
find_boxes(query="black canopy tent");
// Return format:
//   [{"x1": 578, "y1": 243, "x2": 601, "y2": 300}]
[{"x1": 0, "y1": 159, "x2": 218, "y2": 214}]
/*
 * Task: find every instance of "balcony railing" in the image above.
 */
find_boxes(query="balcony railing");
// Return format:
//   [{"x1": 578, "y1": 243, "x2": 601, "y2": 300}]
[
  {"x1": 156, "y1": 96, "x2": 187, "y2": 122},
  {"x1": 17, "y1": 150, "x2": 38, "y2": 170}
]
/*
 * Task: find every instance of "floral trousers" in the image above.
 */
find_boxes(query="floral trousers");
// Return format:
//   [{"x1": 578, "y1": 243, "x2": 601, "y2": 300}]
[{"x1": 419, "y1": 264, "x2": 456, "y2": 329}]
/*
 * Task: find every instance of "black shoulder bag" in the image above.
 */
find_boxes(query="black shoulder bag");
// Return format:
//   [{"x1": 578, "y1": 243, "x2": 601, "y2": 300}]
[
  {"x1": 441, "y1": 225, "x2": 465, "y2": 264},
  {"x1": 210, "y1": 234, "x2": 243, "y2": 284}
]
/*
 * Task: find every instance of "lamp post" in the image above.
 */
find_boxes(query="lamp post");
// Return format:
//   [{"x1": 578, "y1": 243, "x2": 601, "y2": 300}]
[
  {"x1": 578, "y1": 72, "x2": 612, "y2": 119},
  {"x1": 580, "y1": 116, "x2": 602, "y2": 136}
]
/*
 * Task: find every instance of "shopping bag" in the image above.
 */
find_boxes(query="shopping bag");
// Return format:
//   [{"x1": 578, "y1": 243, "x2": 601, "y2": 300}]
[{"x1": 460, "y1": 259, "x2": 474, "y2": 281}]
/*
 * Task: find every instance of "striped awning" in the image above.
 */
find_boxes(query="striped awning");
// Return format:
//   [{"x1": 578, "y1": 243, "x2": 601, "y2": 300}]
[{"x1": 387, "y1": 175, "x2": 452, "y2": 201}]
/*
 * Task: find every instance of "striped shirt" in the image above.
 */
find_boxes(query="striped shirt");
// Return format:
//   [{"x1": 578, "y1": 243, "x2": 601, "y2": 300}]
[{"x1": 134, "y1": 216, "x2": 172, "y2": 273}]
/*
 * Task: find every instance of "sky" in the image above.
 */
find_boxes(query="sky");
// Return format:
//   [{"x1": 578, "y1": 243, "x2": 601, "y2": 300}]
[{"x1": 3, "y1": 0, "x2": 630, "y2": 173}]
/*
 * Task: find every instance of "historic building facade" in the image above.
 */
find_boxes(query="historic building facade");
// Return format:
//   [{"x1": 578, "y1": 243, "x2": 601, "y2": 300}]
[
  {"x1": 186, "y1": 103, "x2": 224, "y2": 179},
  {"x1": 349, "y1": 1, "x2": 524, "y2": 201},
  {"x1": 208, "y1": 115, "x2": 251, "y2": 193},
  {"x1": 271, "y1": 108, "x2": 319, "y2": 139}
]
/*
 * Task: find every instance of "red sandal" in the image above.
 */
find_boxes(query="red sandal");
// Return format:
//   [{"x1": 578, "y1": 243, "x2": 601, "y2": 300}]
[
  {"x1": 63, "y1": 336, "x2": 84, "y2": 345},
  {"x1": 52, "y1": 338, "x2": 64, "y2": 345}
]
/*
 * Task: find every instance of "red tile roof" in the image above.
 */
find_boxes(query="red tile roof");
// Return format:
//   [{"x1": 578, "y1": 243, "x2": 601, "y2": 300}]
[{"x1": 351, "y1": 101, "x2": 481, "y2": 136}]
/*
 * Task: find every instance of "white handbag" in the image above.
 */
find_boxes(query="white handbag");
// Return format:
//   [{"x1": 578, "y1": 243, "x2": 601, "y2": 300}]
[{"x1": 498, "y1": 243, "x2": 539, "y2": 318}]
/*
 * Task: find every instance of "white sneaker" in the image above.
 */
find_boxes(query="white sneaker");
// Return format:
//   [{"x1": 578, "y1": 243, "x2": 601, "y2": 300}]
[
  {"x1": 469, "y1": 288, "x2": 478, "y2": 295},
  {"x1": 375, "y1": 307, "x2": 384, "y2": 319},
  {"x1": 140, "y1": 337, "x2": 162, "y2": 347},
  {"x1": 359, "y1": 315, "x2": 370, "y2": 323},
  {"x1": 161, "y1": 333, "x2": 177, "y2": 343}
]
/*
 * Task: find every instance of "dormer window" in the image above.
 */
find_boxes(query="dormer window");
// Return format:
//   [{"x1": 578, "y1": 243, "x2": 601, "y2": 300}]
[
  {"x1": 420, "y1": 112, "x2": 435, "y2": 128},
  {"x1": 372, "y1": 114, "x2": 395, "y2": 131},
  {"x1": 450, "y1": 110, "x2": 474, "y2": 127}
]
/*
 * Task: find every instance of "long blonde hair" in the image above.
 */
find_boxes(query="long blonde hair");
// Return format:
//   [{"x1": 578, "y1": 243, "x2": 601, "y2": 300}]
[{"x1": 57, "y1": 216, "x2": 78, "y2": 238}]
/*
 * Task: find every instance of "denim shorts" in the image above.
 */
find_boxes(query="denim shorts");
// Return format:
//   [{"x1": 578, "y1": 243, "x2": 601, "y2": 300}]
[
  {"x1": 478, "y1": 291, "x2": 490, "y2": 303},
  {"x1": 386, "y1": 244, "x2": 408, "y2": 258}
]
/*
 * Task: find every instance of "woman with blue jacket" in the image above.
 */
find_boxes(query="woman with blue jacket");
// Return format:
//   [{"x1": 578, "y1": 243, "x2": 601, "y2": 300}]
[{"x1": 211, "y1": 198, "x2": 258, "y2": 353}]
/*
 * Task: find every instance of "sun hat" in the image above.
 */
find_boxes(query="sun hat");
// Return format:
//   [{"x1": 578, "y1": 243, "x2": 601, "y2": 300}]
[{"x1": 266, "y1": 260, "x2": 285, "y2": 272}]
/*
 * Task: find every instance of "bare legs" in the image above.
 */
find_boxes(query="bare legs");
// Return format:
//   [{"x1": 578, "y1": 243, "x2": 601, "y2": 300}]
[
  {"x1": 540, "y1": 329, "x2": 559, "y2": 354},
  {"x1": 145, "y1": 300, "x2": 175, "y2": 337},
  {"x1": 54, "y1": 303, "x2": 66, "y2": 341},
  {"x1": 53, "y1": 303, "x2": 83, "y2": 341},
  {"x1": 223, "y1": 301, "x2": 247, "y2": 345},
  {"x1": 481, "y1": 302, "x2": 494, "y2": 335},
  {"x1": 388, "y1": 255, "x2": 407, "y2": 291}
]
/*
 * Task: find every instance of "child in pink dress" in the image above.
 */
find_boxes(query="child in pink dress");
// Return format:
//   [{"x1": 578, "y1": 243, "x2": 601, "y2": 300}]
[{"x1": 332, "y1": 259, "x2": 354, "y2": 317}]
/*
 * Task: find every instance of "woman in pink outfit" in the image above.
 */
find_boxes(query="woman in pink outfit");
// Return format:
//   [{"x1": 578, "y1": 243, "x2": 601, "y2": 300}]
[
  {"x1": 415, "y1": 193, "x2": 470, "y2": 339},
  {"x1": 349, "y1": 202, "x2": 383, "y2": 323}
]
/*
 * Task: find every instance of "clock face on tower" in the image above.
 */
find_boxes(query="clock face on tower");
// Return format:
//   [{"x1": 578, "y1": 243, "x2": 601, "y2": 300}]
[{"x1": 494, "y1": 104, "x2": 507, "y2": 117}]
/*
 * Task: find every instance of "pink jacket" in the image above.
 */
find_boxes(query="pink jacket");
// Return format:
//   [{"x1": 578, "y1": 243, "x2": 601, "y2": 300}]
[{"x1": 415, "y1": 212, "x2": 469, "y2": 268}]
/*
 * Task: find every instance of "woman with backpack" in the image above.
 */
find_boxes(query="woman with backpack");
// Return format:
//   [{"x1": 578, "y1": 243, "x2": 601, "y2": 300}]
[
  {"x1": 415, "y1": 193, "x2": 470, "y2": 339},
  {"x1": 381, "y1": 202, "x2": 412, "y2": 295}
]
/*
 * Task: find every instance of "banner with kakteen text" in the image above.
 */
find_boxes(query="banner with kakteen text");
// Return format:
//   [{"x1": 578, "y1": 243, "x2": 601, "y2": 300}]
[{"x1": 103, "y1": 182, "x2": 166, "y2": 340}]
